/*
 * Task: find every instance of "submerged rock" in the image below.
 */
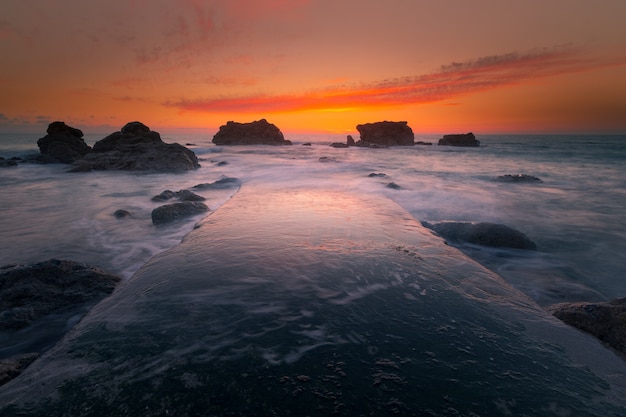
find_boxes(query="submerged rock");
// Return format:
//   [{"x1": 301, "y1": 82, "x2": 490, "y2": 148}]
[
  {"x1": 36, "y1": 121, "x2": 92, "y2": 163},
  {"x1": 113, "y1": 209, "x2": 131, "y2": 218},
  {"x1": 549, "y1": 298, "x2": 626, "y2": 358},
  {"x1": 192, "y1": 177, "x2": 242, "y2": 190},
  {"x1": 151, "y1": 202, "x2": 209, "y2": 225},
  {"x1": 438, "y1": 132, "x2": 480, "y2": 147},
  {"x1": 76, "y1": 122, "x2": 200, "y2": 172},
  {"x1": 0, "y1": 259, "x2": 121, "y2": 331},
  {"x1": 212, "y1": 119, "x2": 291, "y2": 146},
  {"x1": 496, "y1": 174, "x2": 543, "y2": 183},
  {"x1": 0, "y1": 353, "x2": 39, "y2": 386},
  {"x1": 423, "y1": 221, "x2": 537, "y2": 250},
  {"x1": 0, "y1": 157, "x2": 20, "y2": 167},
  {"x1": 151, "y1": 189, "x2": 205, "y2": 202},
  {"x1": 356, "y1": 121, "x2": 414, "y2": 146}
]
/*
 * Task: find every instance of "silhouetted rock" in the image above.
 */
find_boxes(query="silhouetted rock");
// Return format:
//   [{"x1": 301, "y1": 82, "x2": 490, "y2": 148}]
[
  {"x1": 347, "y1": 135, "x2": 356, "y2": 146},
  {"x1": 79, "y1": 122, "x2": 199, "y2": 171},
  {"x1": 415, "y1": 141, "x2": 432, "y2": 146},
  {"x1": 36, "y1": 121, "x2": 92, "y2": 163},
  {"x1": 355, "y1": 121, "x2": 414, "y2": 146},
  {"x1": 0, "y1": 259, "x2": 121, "y2": 331},
  {"x1": 151, "y1": 202, "x2": 209, "y2": 225},
  {"x1": 330, "y1": 142, "x2": 349, "y2": 148},
  {"x1": 212, "y1": 119, "x2": 291, "y2": 146},
  {"x1": 438, "y1": 133, "x2": 480, "y2": 147},
  {"x1": 549, "y1": 298, "x2": 626, "y2": 358},
  {"x1": 423, "y1": 221, "x2": 537, "y2": 250},
  {"x1": 496, "y1": 174, "x2": 543, "y2": 183}
]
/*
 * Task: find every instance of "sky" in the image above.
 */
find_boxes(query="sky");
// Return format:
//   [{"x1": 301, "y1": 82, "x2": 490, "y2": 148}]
[{"x1": 1, "y1": 0, "x2": 626, "y2": 135}]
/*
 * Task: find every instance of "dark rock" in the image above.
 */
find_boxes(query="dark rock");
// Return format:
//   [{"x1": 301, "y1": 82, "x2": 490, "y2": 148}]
[
  {"x1": 368, "y1": 173, "x2": 387, "y2": 177},
  {"x1": 302, "y1": 143, "x2": 312, "y2": 146},
  {"x1": 549, "y1": 298, "x2": 626, "y2": 358},
  {"x1": 177, "y1": 190, "x2": 206, "y2": 202},
  {"x1": 496, "y1": 174, "x2": 543, "y2": 183},
  {"x1": 0, "y1": 157, "x2": 18, "y2": 167},
  {"x1": 438, "y1": 132, "x2": 480, "y2": 147},
  {"x1": 113, "y1": 209, "x2": 131, "y2": 218},
  {"x1": 84, "y1": 122, "x2": 200, "y2": 171},
  {"x1": 0, "y1": 259, "x2": 121, "y2": 331},
  {"x1": 192, "y1": 177, "x2": 242, "y2": 190},
  {"x1": 423, "y1": 221, "x2": 537, "y2": 250},
  {"x1": 347, "y1": 135, "x2": 356, "y2": 146},
  {"x1": 330, "y1": 142, "x2": 349, "y2": 148},
  {"x1": 67, "y1": 160, "x2": 92, "y2": 172},
  {"x1": 0, "y1": 353, "x2": 39, "y2": 386},
  {"x1": 151, "y1": 202, "x2": 209, "y2": 225},
  {"x1": 36, "y1": 122, "x2": 92, "y2": 163},
  {"x1": 318, "y1": 156, "x2": 337, "y2": 163},
  {"x1": 355, "y1": 121, "x2": 414, "y2": 146},
  {"x1": 217, "y1": 161, "x2": 229, "y2": 166},
  {"x1": 151, "y1": 190, "x2": 177, "y2": 202},
  {"x1": 212, "y1": 119, "x2": 291, "y2": 146},
  {"x1": 386, "y1": 182, "x2": 402, "y2": 190},
  {"x1": 415, "y1": 141, "x2": 432, "y2": 146}
]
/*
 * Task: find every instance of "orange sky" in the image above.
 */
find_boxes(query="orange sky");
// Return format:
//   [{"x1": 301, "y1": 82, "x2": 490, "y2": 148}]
[{"x1": 1, "y1": 0, "x2": 626, "y2": 135}]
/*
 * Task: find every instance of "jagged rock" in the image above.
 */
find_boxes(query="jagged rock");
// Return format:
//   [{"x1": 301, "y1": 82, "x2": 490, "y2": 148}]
[
  {"x1": 347, "y1": 135, "x2": 356, "y2": 146},
  {"x1": 438, "y1": 133, "x2": 480, "y2": 147},
  {"x1": 423, "y1": 221, "x2": 537, "y2": 250},
  {"x1": 151, "y1": 202, "x2": 209, "y2": 225},
  {"x1": 355, "y1": 121, "x2": 414, "y2": 146},
  {"x1": 496, "y1": 174, "x2": 543, "y2": 183},
  {"x1": 549, "y1": 298, "x2": 626, "y2": 358},
  {"x1": 81, "y1": 122, "x2": 200, "y2": 171},
  {"x1": 212, "y1": 119, "x2": 291, "y2": 146},
  {"x1": 36, "y1": 121, "x2": 92, "y2": 163},
  {"x1": 0, "y1": 259, "x2": 121, "y2": 331}
]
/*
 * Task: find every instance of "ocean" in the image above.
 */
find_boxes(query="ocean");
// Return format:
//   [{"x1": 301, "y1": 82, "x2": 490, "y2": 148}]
[
  {"x1": 1, "y1": 132, "x2": 625, "y2": 301},
  {"x1": 1, "y1": 131, "x2": 626, "y2": 415}
]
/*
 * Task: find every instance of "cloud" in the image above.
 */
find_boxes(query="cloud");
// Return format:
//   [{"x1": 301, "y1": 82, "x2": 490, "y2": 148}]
[{"x1": 166, "y1": 46, "x2": 626, "y2": 114}]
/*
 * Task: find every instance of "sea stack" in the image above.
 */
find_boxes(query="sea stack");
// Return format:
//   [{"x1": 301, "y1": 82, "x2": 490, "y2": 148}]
[
  {"x1": 438, "y1": 132, "x2": 480, "y2": 147},
  {"x1": 37, "y1": 121, "x2": 92, "y2": 163},
  {"x1": 212, "y1": 119, "x2": 291, "y2": 145},
  {"x1": 355, "y1": 121, "x2": 415, "y2": 147}
]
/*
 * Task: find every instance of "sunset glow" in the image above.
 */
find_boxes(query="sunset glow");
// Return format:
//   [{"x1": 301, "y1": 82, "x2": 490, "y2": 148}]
[{"x1": 2, "y1": 0, "x2": 625, "y2": 135}]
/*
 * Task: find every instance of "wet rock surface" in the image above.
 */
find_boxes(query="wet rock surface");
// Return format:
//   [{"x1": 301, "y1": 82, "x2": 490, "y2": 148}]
[
  {"x1": 423, "y1": 221, "x2": 537, "y2": 250},
  {"x1": 151, "y1": 202, "x2": 209, "y2": 225},
  {"x1": 549, "y1": 298, "x2": 626, "y2": 358}
]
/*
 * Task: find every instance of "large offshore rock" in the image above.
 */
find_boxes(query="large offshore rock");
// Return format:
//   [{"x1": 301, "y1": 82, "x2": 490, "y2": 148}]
[
  {"x1": 212, "y1": 119, "x2": 291, "y2": 145},
  {"x1": 1, "y1": 190, "x2": 625, "y2": 416},
  {"x1": 36, "y1": 122, "x2": 92, "y2": 163},
  {"x1": 79, "y1": 122, "x2": 200, "y2": 171},
  {"x1": 355, "y1": 121, "x2": 414, "y2": 146},
  {"x1": 438, "y1": 132, "x2": 480, "y2": 147}
]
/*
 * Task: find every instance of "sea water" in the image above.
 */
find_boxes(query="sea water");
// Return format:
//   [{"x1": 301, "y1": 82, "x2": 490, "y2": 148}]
[{"x1": 1, "y1": 132, "x2": 624, "y2": 303}]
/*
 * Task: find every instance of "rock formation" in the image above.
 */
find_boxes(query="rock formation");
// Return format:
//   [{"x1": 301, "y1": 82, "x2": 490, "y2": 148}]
[
  {"x1": 78, "y1": 122, "x2": 200, "y2": 171},
  {"x1": 355, "y1": 121, "x2": 415, "y2": 146},
  {"x1": 0, "y1": 259, "x2": 121, "y2": 331},
  {"x1": 549, "y1": 298, "x2": 626, "y2": 358},
  {"x1": 151, "y1": 202, "x2": 209, "y2": 225},
  {"x1": 212, "y1": 119, "x2": 291, "y2": 145},
  {"x1": 438, "y1": 133, "x2": 480, "y2": 147},
  {"x1": 423, "y1": 221, "x2": 537, "y2": 250},
  {"x1": 36, "y1": 121, "x2": 92, "y2": 163},
  {"x1": 495, "y1": 174, "x2": 543, "y2": 183}
]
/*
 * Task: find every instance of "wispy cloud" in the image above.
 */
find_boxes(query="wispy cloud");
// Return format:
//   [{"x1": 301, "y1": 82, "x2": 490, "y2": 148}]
[{"x1": 167, "y1": 46, "x2": 626, "y2": 114}]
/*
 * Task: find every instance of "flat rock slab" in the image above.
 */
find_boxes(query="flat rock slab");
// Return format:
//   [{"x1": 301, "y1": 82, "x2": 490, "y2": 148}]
[{"x1": 2, "y1": 189, "x2": 625, "y2": 416}]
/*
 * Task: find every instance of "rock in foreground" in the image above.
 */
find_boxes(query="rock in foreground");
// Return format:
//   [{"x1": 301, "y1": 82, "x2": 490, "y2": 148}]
[
  {"x1": 355, "y1": 121, "x2": 414, "y2": 146},
  {"x1": 36, "y1": 121, "x2": 92, "y2": 163},
  {"x1": 549, "y1": 298, "x2": 626, "y2": 358},
  {"x1": 151, "y1": 202, "x2": 209, "y2": 225},
  {"x1": 212, "y1": 119, "x2": 291, "y2": 145},
  {"x1": 0, "y1": 259, "x2": 121, "y2": 331},
  {"x1": 438, "y1": 132, "x2": 480, "y2": 147},
  {"x1": 423, "y1": 221, "x2": 537, "y2": 250},
  {"x1": 80, "y1": 122, "x2": 200, "y2": 171}
]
